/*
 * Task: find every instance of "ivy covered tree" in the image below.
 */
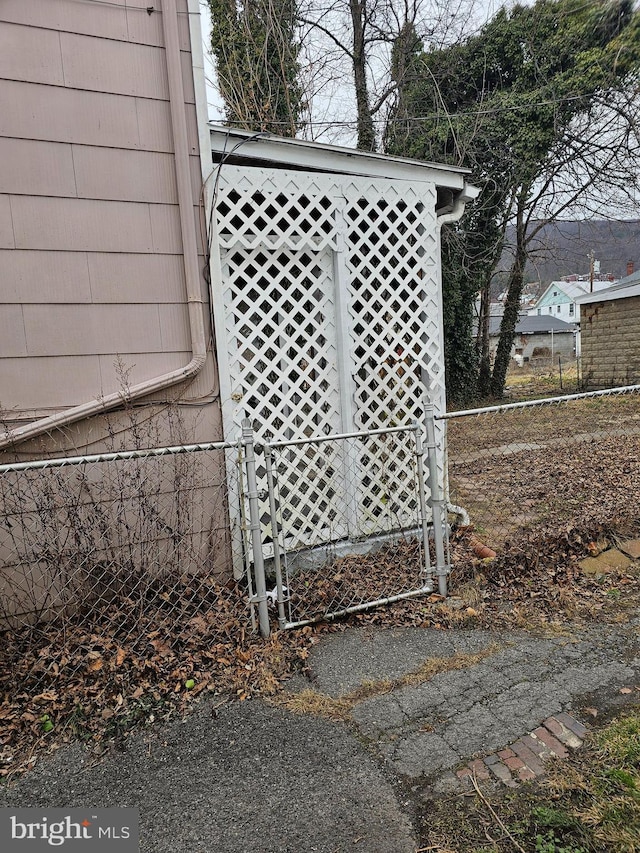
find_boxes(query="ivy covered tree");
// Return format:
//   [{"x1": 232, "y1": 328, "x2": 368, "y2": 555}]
[
  {"x1": 386, "y1": 0, "x2": 640, "y2": 401},
  {"x1": 208, "y1": 0, "x2": 303, "y2": 136}
]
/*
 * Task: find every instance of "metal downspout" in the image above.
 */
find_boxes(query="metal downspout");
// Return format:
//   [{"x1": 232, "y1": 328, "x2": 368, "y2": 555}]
[
  {"x1": 0, "y1": 0, "x2": 207, "y2": 452},
  {"x1": 435, "y1": 181, "x2": 480, "y2": 525}
]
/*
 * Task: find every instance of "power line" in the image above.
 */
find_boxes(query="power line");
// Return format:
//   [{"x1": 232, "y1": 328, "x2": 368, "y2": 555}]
[
  {"x1": 63, "y1": 0, "x2": 197, "y2": 14},
  {"x1": 216, "y1": 91, "x2": 600, "y2": 129}
]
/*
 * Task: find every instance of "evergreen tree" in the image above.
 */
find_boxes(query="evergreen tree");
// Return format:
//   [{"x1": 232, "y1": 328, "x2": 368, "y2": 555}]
[
  {"x1": 209, "y1": 0, "x2": 303, "y2": 136},
  {"x1": 386, "y1": 0, "x2": 640, "y2": 401}
]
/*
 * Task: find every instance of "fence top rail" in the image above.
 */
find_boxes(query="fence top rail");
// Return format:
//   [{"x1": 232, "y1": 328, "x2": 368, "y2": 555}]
[
  {"x1": 437, "y1": 383, "x2": 640, "y2": 421},
  {"x1": 266, "y1": 423, "x2": 419, "y2": 450},
  {"x1": 0, "y1": 440, "x2": 239, "y2": 474}
]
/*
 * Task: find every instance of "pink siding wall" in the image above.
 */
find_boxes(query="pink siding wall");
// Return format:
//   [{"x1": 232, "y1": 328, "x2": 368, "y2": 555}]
[{"x1": 0, "y1": 0, "x2": 221, "y2": 453}]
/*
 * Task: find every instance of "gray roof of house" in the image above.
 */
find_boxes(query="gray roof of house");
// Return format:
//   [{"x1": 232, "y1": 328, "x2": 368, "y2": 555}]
[
  {"x1": 574, "y1": 269, "x2": 640, "y2": 305},
  {"x1": 489, "y1": 314, "x2": 577, "y2": 336},
  {"x1": 517, "y1": 315, "x2": 578, "y2": 334}
]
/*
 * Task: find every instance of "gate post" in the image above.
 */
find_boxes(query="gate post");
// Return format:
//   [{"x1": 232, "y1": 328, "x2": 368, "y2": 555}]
[
  {"x1": 242, "y1": 419, "x2": 270, "y2": 638},
  {"x1": 264, "y1": 442, "x2": 288, "y2": 630},
  {"x1": 423, "y1": 397, "x2": 450, "y2": 597},
  {"x1": 413, "y1": 421, "x2": 434, "y2": 591}
]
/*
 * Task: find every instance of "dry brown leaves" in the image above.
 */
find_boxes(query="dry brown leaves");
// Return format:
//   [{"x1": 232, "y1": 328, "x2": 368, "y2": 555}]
[
  {"x1": 0, "y1": 575, "x2": 314, "y2": 780},
  {"x1": 2, "y1": 524, "x2": 638, "y2": 782},
  {"x1": 286, "y1": 538, "x2": 427, "y2": 624},
  {"x1": 447, "y1": 519, "x2": 640, "y2": 629}
]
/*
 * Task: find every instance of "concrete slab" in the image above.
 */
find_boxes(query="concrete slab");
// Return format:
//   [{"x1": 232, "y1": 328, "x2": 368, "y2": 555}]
[
  {"x1": 0, "y1": 700, "x2": 417, "y2": 853},
  {"x1": 618, "y1": 538, "x2": 640, "y2": 560},
  {"x1": 579, "y1": 549, "x2": 633, "y2": 574},
  {"x1": 302, "y1": 627, "x2": 494, "y2": 698},
  {"x1": 390, "y1": 731, "x2": 461, "y2": 778}
]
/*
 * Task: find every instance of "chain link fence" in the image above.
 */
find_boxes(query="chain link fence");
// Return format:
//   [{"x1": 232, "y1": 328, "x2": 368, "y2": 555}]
[
  {"x1": 257, "y1": 422, "x2": 443, "y2": 628},
  {"x1": 0, "y1": 441, "x2": 260, "y2": 774},
  {"x1": 442, "y1": 385, "x2": 640, "y2": 552},
  {"x1": 9, "y1": 385, "x2": 636, "y2": 772}
]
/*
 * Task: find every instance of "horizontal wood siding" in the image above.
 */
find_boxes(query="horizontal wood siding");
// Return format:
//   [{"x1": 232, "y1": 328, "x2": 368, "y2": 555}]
[{"x1": 0, "y1": 2, "x2": 218, "y2": 430}]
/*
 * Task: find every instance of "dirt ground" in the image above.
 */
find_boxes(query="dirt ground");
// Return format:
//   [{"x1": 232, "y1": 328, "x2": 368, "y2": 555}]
[{"x1": 447, "y1": 391, "x2": 640, "y2": 549}]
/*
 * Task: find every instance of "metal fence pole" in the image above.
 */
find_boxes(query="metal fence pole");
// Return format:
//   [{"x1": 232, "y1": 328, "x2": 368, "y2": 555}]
[
  {"x1": 241, "y1": 419, "x2": 270, "y2": 638},
  {"x1": 423, "y1": 397, "x2": 449, "y2": 597},
  {"x1": 235, "y1": 438, "x2": 257, "y2": 634},
  {"x1": 264, "y1": 442, "x2": 288, "y2": 630},
  {"x1": 413, "y1": 420, "x2": 433, "y2": 591}
]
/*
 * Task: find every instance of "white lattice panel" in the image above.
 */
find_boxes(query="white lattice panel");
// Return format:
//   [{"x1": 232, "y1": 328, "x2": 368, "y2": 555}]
[
  {"x1": 220, "y1": 245, "x2": 341, "y2": 439},
  {"x1": 216, "y1": 169, "x2": 338, "y2": 252},
  {"x1": 343, "y1": 179, "x2": 444, "y2": 530},
  {"x1": 213, "y1": 165, "x2": 447, "y2": 554},
  {"x1": 355, "y1": 429, "x2": 420, "y2": 534},
  {"x1": 344, "y1": 179, "x2": 442, "y2": 426},
  {"x1": 271, "y1": 441, "x2": 349, "y2": 550}
]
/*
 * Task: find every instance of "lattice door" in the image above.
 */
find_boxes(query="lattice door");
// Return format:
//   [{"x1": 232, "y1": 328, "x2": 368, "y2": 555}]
[
  {"x1": 212, "y1": 165, "x2": 446, "y2": 556},
  {"x1": 343, "y1": 179, "x2": 443, "y2": 532}
]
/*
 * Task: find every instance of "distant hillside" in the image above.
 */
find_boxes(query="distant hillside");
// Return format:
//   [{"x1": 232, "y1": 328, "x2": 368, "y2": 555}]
[{"x1": 500, "y1": 219, "x2": 640, "y2": 290}]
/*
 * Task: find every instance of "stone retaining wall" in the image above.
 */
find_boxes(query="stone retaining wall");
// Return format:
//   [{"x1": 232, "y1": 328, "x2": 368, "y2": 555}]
[{"x1": 580, "y1": 294, "x2": 640, "y2": 385}]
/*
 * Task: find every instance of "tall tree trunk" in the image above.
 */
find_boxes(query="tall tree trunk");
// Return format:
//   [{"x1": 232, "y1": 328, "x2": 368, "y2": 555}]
[
  {"x1": 349, "y1": 0, "x2": 376, "y2": 151},
  {"x1": 490, "y1": 202, "x2": 527, "y2": 398}
]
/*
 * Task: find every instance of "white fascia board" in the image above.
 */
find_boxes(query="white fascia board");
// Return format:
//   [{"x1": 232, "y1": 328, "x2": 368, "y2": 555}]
[
  {"x1": 575, "y1": 283, "x2": 640, "y2": 305},
  {"x1": 209, "y1": 124, "x2": 471, "y2": 190},
  {"x1": 188, "y1": 0, "x2": 214, "y2": 184}
]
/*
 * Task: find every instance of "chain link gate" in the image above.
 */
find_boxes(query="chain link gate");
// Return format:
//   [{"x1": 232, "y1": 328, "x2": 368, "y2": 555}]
[{"x1": 240, "y1": 420, "x2": 451, "y2": 630}]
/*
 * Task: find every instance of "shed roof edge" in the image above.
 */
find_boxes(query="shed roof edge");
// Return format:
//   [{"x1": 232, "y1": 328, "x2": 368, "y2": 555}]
[
  {"x1": 209, "y1": 125, "x2": 473, "y2": 189},
  {"x1": 575, "y1": 281, "x2": 640, "y2": 305}
]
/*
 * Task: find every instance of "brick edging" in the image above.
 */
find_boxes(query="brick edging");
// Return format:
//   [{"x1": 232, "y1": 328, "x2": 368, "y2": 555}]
[{"x1": 456, "y1": 712, "x2": 586, "y2": 788}]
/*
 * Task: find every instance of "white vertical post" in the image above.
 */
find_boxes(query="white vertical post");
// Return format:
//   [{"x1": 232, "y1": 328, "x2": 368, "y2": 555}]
[
  {"x1": 413, "y1": 421, "x2": 434, "y2": 590},
  {"x1": 423, "y1": 394, "x2": 449, "y2": 597},
  {"x1": 333, "y1": 201, "x2": 360, "y2": 537},
  {"x1": 235, "y1": 439, "x2": 257, "y2": 634},
  {"x1": 264, "y1": 442, "x2": 288, "y2": 630},
  {"x1": 208, "y1": 192, "x2": 245, "y2": 580}
]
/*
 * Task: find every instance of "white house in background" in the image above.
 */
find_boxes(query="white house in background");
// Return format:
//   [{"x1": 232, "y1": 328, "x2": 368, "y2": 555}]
[{"x1": 529, "y1": 270, "x2": 616, "y2": 323}]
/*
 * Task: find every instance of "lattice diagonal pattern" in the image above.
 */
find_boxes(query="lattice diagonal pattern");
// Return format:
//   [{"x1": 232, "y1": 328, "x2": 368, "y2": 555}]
[
  {"x1": 221, "y1": 245, "x2": 341, "y2": 440},
  {"x1": 215, "y1": 166, "x2": 446, "y2": 552},
  {"x1": 271, "y1": 441, "x2": 349, "y2": 550},
  {"x1": 345, "y1": 181, "x2": 442, "y2": 429},
  {"x1": 355, "y1": 429, "x2": 420, "y2": 535},
  {"x1": 216, "y1": 171, "x2": 337, "y2": 252}
]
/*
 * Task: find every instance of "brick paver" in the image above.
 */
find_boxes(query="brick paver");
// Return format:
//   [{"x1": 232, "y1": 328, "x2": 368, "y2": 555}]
[
  {"x1": 515, "y1": 764, "x2": 537, "y2": 782},
  {"x1": 486, "y1": 761, "x2": 517, "y2": 787},
  {"x1": 556, "y1": 712, "x2": 587, "y2": 739},
  {"x1": 468, "y1": 759, "x2": 490, "y2": 780},
  {"x1": 511, "y1": 740, "x2": 546, "y2": 775},
  {"x1": 454, "y1": 713, "x2": 588, "y2": 788},
  {"x1": 544, "y1": 716, "x2": 583, "y2": 749},
  {"x1": 497, "y1": 748, "x2": 515, "y2": 760},
  {"x1": 532, "y1": 726, "x2": 569, "y2": 758}
]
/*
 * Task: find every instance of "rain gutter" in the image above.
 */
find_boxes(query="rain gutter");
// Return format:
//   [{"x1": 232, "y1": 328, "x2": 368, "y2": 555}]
[
  {"x1": 436, "y1": 183, "x2": 481, "y2": 225},
  {"x1": 0, "y1": 0, "x2": 207, "y2": 451}
]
